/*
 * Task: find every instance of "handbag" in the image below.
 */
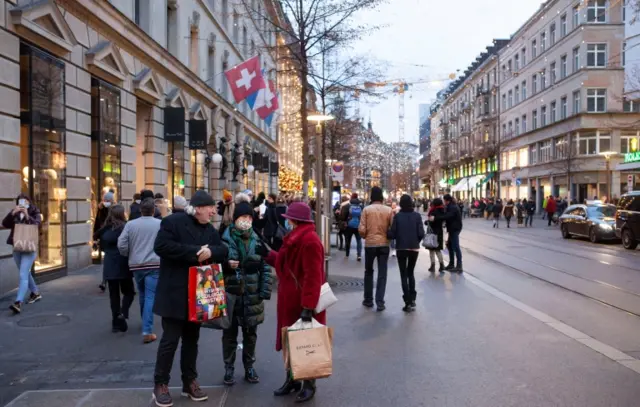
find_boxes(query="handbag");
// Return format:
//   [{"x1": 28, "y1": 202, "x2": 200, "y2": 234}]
[
  {"x1": 315, "y1": 282, "x2": 338, "y2": 313},
  {"x1": 13, "y1": 223, "x2": 38, "y2": 253},
  {"x1": 187, "y1": 263, "x2": 227, "y2": 323},
  {"x1": 422, "y1": 224, "x2": 438, "y2": 249},
  {"x1": 202, "y1": 292, "x2": 236, "y2": 330}
]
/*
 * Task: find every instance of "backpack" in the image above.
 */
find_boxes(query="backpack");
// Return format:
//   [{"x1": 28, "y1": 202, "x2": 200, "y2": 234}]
[{"x1": 347, "y1": 205, "x2": 362, "y2": 229}]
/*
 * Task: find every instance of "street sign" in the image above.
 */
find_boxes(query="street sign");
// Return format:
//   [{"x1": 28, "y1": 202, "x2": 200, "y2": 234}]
[
  {"x1": 330, "y1": 161, "x2": 344, "y2": 182},
  {"x1": 516, "y1": 178, "x2": 521, "y2": 186},
  {"x1": 628, "y1": 174, "x2": 635, "y2": 192}
]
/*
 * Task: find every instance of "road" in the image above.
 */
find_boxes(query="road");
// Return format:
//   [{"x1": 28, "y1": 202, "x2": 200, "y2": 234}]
[{"x1": 0, "y1": 217, "x2": 639, "y2": 406}]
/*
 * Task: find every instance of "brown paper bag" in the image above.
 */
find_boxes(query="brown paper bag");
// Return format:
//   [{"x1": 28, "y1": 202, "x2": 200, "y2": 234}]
[
  {"x1": 286, "y1": 325, "x2": 334, "y2": 380},
  {"x1": 13, "y1": 224, "x2": 38, "y2": 253}
]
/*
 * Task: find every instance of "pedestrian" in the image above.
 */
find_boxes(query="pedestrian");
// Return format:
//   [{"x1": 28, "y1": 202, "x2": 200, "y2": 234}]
[
  {"x1": 390, "y1": 201, "x2": 400, "y2": 257},
  {"x1": 3, "y1": 193, "x2": 42, "y2": 314},
  {"x1": 155, "y1": 193, "x2": 171, "y2": 218},
  {"x1": 546, "y1": 195, "x2": 557, "y2": 226},
  {"x1": 493, "y1": 199, "x2": 504, "y2": 228},
  {"x1": 172, "y1": 195, "x2": 187, "y2": 213},
  {"x1": 358, "y1": 186, "x2": 394, "y2": 311},
  {"x1": 340, "y1": 193, "x2": 363, "y2": 261},
  {"x1": 335, "y1": 196, "x2": 348, "y2": 251},
  {"x1": 503, "y1": 199, "x2": 514, "y2": 228},
  {"x1": 486, "y1": 199, "x2": 494, "y2": 221},
  {"x1": 117, "y1": 198, "x2": 162, "y2": 344},
  {"x1": 129, "y1": 193, "x2": 142, "y2": 218},
  {"x1": 264, "y1": 202, "x2": 325, "y2": 403},
  {"x1": 542, "y1": 196, "x2": 548, "y2": 220},
  {"x1": 217, "y1": 189, "x2": 235, "y2": 236},
  {"x1": 94, "y1": 191, "x2": 116, "y2": 292},
  {"x1": 462, "y1": 200, "x2": 470, "y2": 218},
  {"x1": 388, "y1": 194, "x2": 424, "y2": 313},
  {"x1": 425, "y1": 198, "x2": 446, "y2": 273},
  {"x1": 130, "y1": 190, "x2": 161, "y2": 220},
  {"x1": 516, "y1": 199, "x2": 525, "y2": 227},
  {"x1": 429, "y1": 194, "x2": 463, "y2": 272},
  {"x1": 524, "y1": 197, "x2": 536, "y2": 227},
  {"x1": 94, "y1": 204, "x2": 134, "y2": 332},
  {"x1": 221, "y1": 195, "x2": 273, "y2": 386},
  {"x1": 263, "y1": 193, "x2": 280, "y2": 249},
  {"x1": 276, "y1": 196, "x2": 288, "y2": 226},
  {"x1": 252, "y1": 192, "x2": 267, "y2": 236},
  {"x1": 151, "y1": 190, "x2": 228, "y2": 406}
]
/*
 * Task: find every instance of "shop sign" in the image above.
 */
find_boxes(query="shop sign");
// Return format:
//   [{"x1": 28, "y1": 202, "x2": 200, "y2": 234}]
[
  {"x1": 188, "y1": 119, "x2": 207, "y2": 149},
  {"x1": 624, "y1": 151, "x2": 640, "y2": 164},
  {"x1": 164, "y1": 107, "x2": 185, "y2": 142}
]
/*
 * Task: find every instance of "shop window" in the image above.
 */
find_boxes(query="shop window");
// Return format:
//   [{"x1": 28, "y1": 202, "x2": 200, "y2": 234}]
[
  {"x1": 192, "y1": 150, "x2": 207, "y2": 192},
  {"x1": 169, "y1": 142, "x2": 185, "y2": 200},
  {"x1": 19, "y1": 44, "x2": 66, "y2": 272}
]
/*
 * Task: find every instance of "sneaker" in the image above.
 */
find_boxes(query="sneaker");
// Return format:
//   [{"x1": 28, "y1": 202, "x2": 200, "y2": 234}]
[
  {"x1": 376, "y1": 304, "x2": 386, "y2": 312},
  {"x1": 223, "y1": 366, "x2": 235, "y2": 386},
  {"x1": 153, "y1": 384, "x2": 173, "y2": 407},
  {"x1": 99, "y1": 283, "x2": 106, "y2": 293},
  {"x1": 410, "y1": 301, "x2": 416, "y2": 308},
  {"x1": 391, "y1": 250, "x2": 396, "y2": 257},
  {"x1": 27, "y1": 293, "x2": 42, "y2": 304},
  {"x1": 181, "y1": 379, "x2": 208, "y2": 402},
  {"x1": 402, "y1": 305, "x2": 412, "y2": 313},
  {"x1": 362, "y1": 300, "x2": 374, "y2": 308},
  {"x1": 444, "y1": 263, "x2": 455, "y2": 271},
  {"x1": 143, "y1": 333, "x2": 157, "y2": 344},
  {"x1": 357, "y1": 256, "x2": 362, "y2": 262},
  {"x1": 9, "y1": 302, "x2": 21, "y2": 314},
  {"x1": 245, "y1": 367, "x2": 260, "y2": 384}
]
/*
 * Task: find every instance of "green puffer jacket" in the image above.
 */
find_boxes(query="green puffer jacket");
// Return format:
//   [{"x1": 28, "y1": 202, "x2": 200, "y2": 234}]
[{"x1": 221, "y1": 226, "x2": 272, "y2": 327}]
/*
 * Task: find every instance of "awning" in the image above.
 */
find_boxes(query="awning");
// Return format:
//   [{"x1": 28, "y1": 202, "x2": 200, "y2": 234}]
[
  {"x1": 438, "y1": 178, "x2": 448, "y2": 188},
  {"x1": 452, "y1": 175, "x2": 483, "y2": 192},
  {"x1": 481, "y1": 172, "x2": 495, "y2": 184}
]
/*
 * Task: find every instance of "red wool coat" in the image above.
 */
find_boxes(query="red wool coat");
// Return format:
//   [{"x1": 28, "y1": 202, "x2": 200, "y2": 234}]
[{"x1": 265, "y1": 222, "x2": 326, "y2": 351}]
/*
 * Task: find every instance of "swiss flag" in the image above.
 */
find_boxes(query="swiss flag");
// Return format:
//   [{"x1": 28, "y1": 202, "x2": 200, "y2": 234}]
[
  {"x1": 253, "y1": 79, "x2": 279, "y2": 126},
  {"x1": 224, "y1": 56, "x2": 264, "y2": 104}
]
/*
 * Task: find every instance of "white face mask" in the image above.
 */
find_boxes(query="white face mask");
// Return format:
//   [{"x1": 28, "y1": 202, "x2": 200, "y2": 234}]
[
  {"x1": 135, "y1": 200, "x2": 141, "y2": 204},
  {"x1": 235, "y1": 219, "x2": 253, "y2": 231},
  {"x1": 104, "y1": 202, "x2": 112, "y2": 208}
]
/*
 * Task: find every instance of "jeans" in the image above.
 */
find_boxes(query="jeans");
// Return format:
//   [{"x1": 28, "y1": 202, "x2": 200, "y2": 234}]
[
  {"x1": 337, "y1": 228, "x2": 345, "y2": 249},
  {"x1": 525, "y1": 214, "x2": 534, "y2": 226},
  {"x1": 396, "y1": 251, "x2": 418, "y2": 304},
  {"x1": 13, "y1": 251, "x2": 38, "y2": 303},
  {"x1": 447, "y1": 230, "x2": 462, "y2": 266},
  {"x1": 364, "y1": 246, "x2": 390, "y2": 306},
  {"x1": 344, "y1": 227, "x2": 362, "y2": 257},
  {"x1": 134, "y1": 269, "x2": 159, "y2": 335},
  {"x1": 107, "y1": 278, "x2": 135, "y2": 320},
  {"x1": 505, "y1": 216, "x2": 512, "y2": 228},
  {"x1": 154, "y1": 317, "x2": 201, "y2": 385}
]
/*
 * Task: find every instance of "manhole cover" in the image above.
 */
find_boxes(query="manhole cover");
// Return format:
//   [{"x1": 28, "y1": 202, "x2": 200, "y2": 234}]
[
  {"x1": 17, "y1": 314, "x2": 70, "y2": 328},
  {"x1": 328, "y1": 275, "x2": 365, "y2": 292}
]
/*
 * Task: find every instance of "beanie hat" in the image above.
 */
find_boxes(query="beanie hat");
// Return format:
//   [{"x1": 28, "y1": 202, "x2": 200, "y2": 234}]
[
  {"x1": 190, "y1": 190, "x2": 215, "y2": 207},
  {"x1": 370, "y1": 186, "x2": 383, "y2": 203},
  {"x1": 103, "y1": 191, "x2": 114, "y2": 201},
  {"x1": 233, "y1": 201, "x2": 254, "y2": 222},
  {"x1": 141, "y1": 190, "x2": 154, "y2": 200},
  {"x1": 223, "y1": 189, "x2": 233, "y2": 202},
  {"x1": 399, "y1": 194, "x2": 413, "y2": 211}
]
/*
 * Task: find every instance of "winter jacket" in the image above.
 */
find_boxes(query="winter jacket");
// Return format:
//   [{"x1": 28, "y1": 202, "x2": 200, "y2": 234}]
[
  {"x1": 358, "y1": 203, "x2": 394, "y2": 247},
  {"x1": 546, "y1": 199, "x2": 557, "y2": 214},
  {"x1": 426, "y1": 206, "x2": 445, "y2": 250},
  {"x1": 388, "y1": 210, "x2": 425, "y2": 250},
  {"x1": 493, "y1": 203, "x2": 503, "y2": 216},
  {"x1": 221, "y1": 226, "x2": 272, "y2": 327},
  {"x1": 340, "y1": 199, "x2": 362, "y2": 229},
  {"x1": 94, "y1": 225, "x2": 130, "y2": 280},
  {"x1": 265, "y1": 222, "x2": 326, "y2": 351},
  {"x1": 524, "y1": 201, "x2": 536, "y2": 214},
  {"x1": 433, "y1": 202, "x2": 463, "y2": 232},
  {"x1": 275, "y1": 203, "x2": 287, "y2": 227},
  {"x1": 93, "y1": 205, "x2": 110, "y2": 236},
  {"x1": 2, "y1": 205, "x2": 41, "y2": 245},
  {"x1": 153, "y1": 212, "x2": 228, "y2": 320},
  {"x1": 503, "y1": 204, "x2": 514, "y2": 218},
  {"x1": 130, "y1": 205, "x2": 162, "y2": 221},
  {"x1": 117, "y1": 216, "x2": 161, "y2": 271},
  {"x1": 263, "y1": 202, "x2": 279, "y2": 239}
]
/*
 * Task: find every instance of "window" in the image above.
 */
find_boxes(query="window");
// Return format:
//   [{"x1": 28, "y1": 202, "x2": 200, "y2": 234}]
[
  {"x1": 561, "y1": 96, "x2": 568, "y2": 119},
  {"x1": 599, "y1": 132, "x2": 611, "y2": 152},
  {"x1": 540, "y1": 140, "x2": 552, "y2": 162},
  {"x1": 621, "y1": 132, "x2": 639, "y2": 154},
  {"x1": 561, "y1": 14, "x2": 567, "y2": 36},
  {"x1": 222, "y1": 0, "x2": 229, "y2": 28},
  {"x1": 540, "y1": 31, "x2": 547, "y2": 52},
  {"x1": 221, "y1": 53, "x2": 229, "y2": 101},
  {"x1": 550, "y1": 62, "x2": 556, "y2": 85},
  {"x1": 532, "y1": 109, "x2": 538, "y2": 129},
  {"x1": 532, "y1": 74, "x2": 538, "y2": 93},
  {"x1": 573, "y1": 90, "x2": 581, "y2": 114},
  {"x1": 508, "y1": 90, "x2": 513, "y2": 108},
  {"x1": 587, "y1": 88, "x2": 606, "y2": 112},
  {"x1": 166, "y1": 3, "x2": 177, "y2": 55},
  {"x1": 555, "y1": 136, "x2": 568, "y2": 159},
  {"x1": 561, "y1": 55, "x2": 568, "y2": 78},
  {"x1": 233, "y1": 13, "x2": 239, "y2": 43},
  {"x1": 587, "y1": 44, "x2": 606, "y2": 67},
  {"x1": 530, "y1": 144, "x2": 539, "y2": 164},
  {"x1": 515, "y1": 85, "x2": 520, "y2": 103},
  {"x1": 19, "y1": 44, "x2": 66, "y2": 272},
  {"x1": 168, "y1": 141, "x2": 185, "y2": 198},
  {"x1": 623, "y1": 0, "x2": 627, "y2": 22},
  {"x1": 508, "y1": 121, "x2": 513, "y2": 138},
  {"x1": 573, "y1": 47, "x2": 580, "y2": 72},
  {"x1": 522, "y1": 114, "x2": 527, "y2": 132},
  {"x1": 502, "y1": 94, "x2": 506, "y2": 110},
  {"x1": 508, "y1": 60, "x2": 512, "y2": 72},
  {"x1": 522, "y1": 47, "x2": 527, "y2": 66},
  {"x1": 573, "y1": 4, "x2": 580, "y2": 28},
  {"x1": 587, "y1": 0, "x2": 606, "y2": 23},
  {"x1": 550, "y1": 23, "x2": 556, "y2": 46},
  {"x1": 206, "y1": 40, "x2": 215, "y2": 87},
  {"x1": 541, "y1": 69, "x2": 546, "y2": 90},
  {"x1": 541, "y1": 105, "x2": 547, "y2": 126},
  {"x1": 515, "y1": 118, "x2": 520, "y2": 136},
  {"x1": 550, "y1": 101, "x2": 557, "y2": 122},
  {"x1": 522, "y1": 81, "x2": 527, "y2": 100},
  {"x1": 623, "y1": 42, "x2": 627, "y2": 67},
  {"x1": 579, "y1": 132, "x2": 597, "y2": 155},
  {"x1": 135, "y1": 0, "x2": 141, "y2": 25},
  {"x1": 515, "y1": 54, "x2": 520, "y2": 70},
  {"x1": 532, "y1": 39, "x2": 537, "y2": 59},
  {"x1": 624, "y1": 98, "x2": 640, "y2": 112}
]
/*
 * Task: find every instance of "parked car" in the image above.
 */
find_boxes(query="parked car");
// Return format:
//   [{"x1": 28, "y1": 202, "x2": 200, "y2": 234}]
[
  {"x1": 615, "y1": 192, "x2": 640, "y2": 250},
  {"x1": 559, "y1": 202, "x2": 617, "y2": 243}
]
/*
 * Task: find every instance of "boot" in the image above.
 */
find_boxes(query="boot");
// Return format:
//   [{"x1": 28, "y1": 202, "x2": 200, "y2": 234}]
[
  {"x1": 444, "y1": 263, "x2": 455, "y2": 271},
  {"x1": 274, "y1": 370, "x2": 301, "y2": 396},
  {"x1": 295, "y1": 380, "x2": 316, "y2": 403},
  {"x1": 439, "y1": 263, "x2": 445, "y2": 273},
  {"x1": 223, "y1": 366, "x2": 235, "y2": 386},
  {"x1": 112, "y1": 314, "x2": 128, "y2": 333},
  {"x1": 428, "y1": 263, "x2": 435, "y2": 273},
  {"x1": 454, "y1": 262, "x2": 464, "y2": 273}
]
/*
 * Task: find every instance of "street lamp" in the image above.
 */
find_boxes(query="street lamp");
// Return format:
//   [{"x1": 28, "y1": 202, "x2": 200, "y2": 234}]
[
  {"x1": 600, "y1": 151, "x2": 617, "y2": 202},
  {"x1": 307, "y1": 114, "x2": 334, "y2": 233}
]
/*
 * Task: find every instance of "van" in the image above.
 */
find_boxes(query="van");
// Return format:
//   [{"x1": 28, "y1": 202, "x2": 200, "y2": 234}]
[{"x1": 615, "y1": 191, "x2": 640, "y2": 250}]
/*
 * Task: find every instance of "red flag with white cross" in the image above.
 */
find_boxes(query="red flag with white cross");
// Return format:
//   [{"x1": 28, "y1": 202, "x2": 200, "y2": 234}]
[
  {"x1": 254, "y1": 79, "x2": 279, "y2": 126},
  {"x1": 224, "y1": 56, "x2": 264, "y2": 104}
]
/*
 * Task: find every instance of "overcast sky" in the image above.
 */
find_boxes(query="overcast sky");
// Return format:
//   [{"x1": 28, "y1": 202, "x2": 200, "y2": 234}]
[{"x1": 351, "y1": 0, "x2": 547, "y2": 144}]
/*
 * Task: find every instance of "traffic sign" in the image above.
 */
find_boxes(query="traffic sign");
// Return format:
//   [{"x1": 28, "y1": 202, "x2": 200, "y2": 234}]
[{"x1": 516, "y1": 178, "x2": 522, "y2": 186}]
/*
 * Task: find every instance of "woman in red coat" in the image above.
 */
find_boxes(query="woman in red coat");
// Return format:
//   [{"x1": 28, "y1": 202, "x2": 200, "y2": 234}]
[{"x1": 265, "y1": 202, "x2": 325, "y2": 403}]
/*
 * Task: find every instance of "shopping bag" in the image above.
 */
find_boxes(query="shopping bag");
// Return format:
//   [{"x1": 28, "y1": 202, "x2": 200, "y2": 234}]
[
  {"x1": 188, "y1": 264, "x2": 227, "y2": 323},
  {"x1": 13, "y1": 224, "x2": 38, "y2": 253},
  {"x1": 284, "y1": 318, "x2": 334, "y2": 381},
  {"x1": 315, "y1": 282, "x2": 338, "y2": 314},
  {"x1": 201, "y1": 292, "x2": 235, "y2": 330},
  {"x1": 422, "y1": 225, "x2": 438, "y2": 249}
]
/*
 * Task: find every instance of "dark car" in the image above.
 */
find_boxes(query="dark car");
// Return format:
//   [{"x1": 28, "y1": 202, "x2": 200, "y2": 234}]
[
  {"x1": 615, "y1": 192, "x2": 640, "y2": 250},
  {"x1": 559, "y1": 202, "x2": 617, "y2": 243}
]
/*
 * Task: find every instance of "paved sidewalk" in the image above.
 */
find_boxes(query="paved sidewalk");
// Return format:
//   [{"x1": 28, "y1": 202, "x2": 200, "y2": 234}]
[{"x1": 2, "y1": 247, "x2": 640, "y2": 406}]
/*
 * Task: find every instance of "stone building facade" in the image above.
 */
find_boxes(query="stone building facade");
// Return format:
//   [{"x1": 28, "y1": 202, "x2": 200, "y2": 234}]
[{"x1": 0, "y1": 0, "x2": 281, "y2": 296}]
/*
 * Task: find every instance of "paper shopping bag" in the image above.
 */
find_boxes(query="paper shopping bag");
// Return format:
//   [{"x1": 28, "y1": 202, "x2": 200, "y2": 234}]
[
  {"x1": 188, "y1": 264, "x2": 227, "y2": 323},
  {"x1": 286, "y1": 323, "x2": 334, "y2": 380},
  {"x1": 13, "y1": 224, "x2": 38, "y2": 253}
]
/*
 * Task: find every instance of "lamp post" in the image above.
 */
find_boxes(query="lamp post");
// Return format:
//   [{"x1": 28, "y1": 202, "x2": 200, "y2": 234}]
[
  {"x1": 308, "y1": 114, "x2": 334, "y2": 234},
  {"x1": 600, "y1": 151, "x2": 617, "y2": 202}
]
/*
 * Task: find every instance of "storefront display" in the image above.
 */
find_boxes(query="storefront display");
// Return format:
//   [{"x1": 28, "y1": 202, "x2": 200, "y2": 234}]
[
  {"x1": 19, "y1": 44, "x2": 67, "y2": 273},
  {"x1": 169, "y1": 142, "x2": 185, "y2": 201}
]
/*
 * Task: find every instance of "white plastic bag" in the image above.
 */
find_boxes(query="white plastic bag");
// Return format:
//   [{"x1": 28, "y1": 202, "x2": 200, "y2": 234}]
[{"x1": 315, "y1": 282, "x2": 338, "y2": 314}]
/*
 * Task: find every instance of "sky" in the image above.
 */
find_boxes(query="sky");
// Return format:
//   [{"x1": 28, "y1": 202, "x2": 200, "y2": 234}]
[{"x1": 350, "y1": 0, "x2": 548, "y2": 144}]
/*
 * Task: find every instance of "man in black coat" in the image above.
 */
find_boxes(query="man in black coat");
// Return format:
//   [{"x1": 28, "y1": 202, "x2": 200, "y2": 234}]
[
  {"x1": 430, "y1": 194, "x2": 463, "y2": 272},
  {"x1": 151, "y1": 190, "x2": 228, "y2": 406}
]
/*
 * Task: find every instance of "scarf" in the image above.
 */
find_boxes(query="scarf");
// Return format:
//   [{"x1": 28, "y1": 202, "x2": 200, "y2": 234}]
[
  {"x1": 428, "y1": 205, "x2": 444, "y2": 215},
  {"x1": 230, "y1": 225, "x2": 252, "y2": 263}
]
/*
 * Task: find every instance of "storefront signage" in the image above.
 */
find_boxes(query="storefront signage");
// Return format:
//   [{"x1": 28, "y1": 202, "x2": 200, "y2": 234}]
[
  {"x1": 164, "y1": 107, "x2": 185, "y2": 142},
  {"x1": 252, "y1": 152, "x2": 263, "y2": 172},
  {"x1": 624, "y1": 151, "x2": 640, "y2": 164},
  {"x1": 262, "y1": 155, "x2": 270, "y2": 173},
  {"x1": 270, "y1": 161, "x2": 279, "y2": 176},
  {"x1": 188, "y1": 119, "x2": 207, "y2": 149}
]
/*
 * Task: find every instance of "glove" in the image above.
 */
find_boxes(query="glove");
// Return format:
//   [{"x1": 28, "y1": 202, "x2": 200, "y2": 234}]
[
  {"x1": 300, "y1": 308, "x2": 313, "y2": 322},
  {"x1": 256, "y1": 241, "x2": 271, "y2": 258}
]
